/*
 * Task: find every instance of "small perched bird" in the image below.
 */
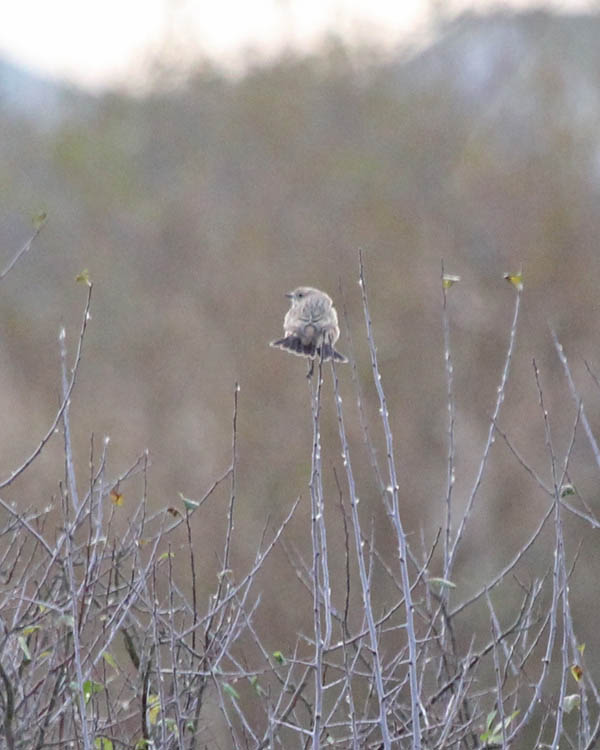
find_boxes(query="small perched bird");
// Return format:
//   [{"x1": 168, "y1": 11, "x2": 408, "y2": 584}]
[{"x1": 270, "y1": 286, "x2": 348, "y2": 374}]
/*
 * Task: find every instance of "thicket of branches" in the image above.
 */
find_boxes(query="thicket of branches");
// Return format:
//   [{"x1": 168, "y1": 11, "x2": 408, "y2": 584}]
[{"x1": 0, "y1": 228, "x2": 598, "y2": 750}]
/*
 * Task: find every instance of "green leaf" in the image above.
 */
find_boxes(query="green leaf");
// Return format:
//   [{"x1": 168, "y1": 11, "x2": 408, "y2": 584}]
[
  {"x1": 32, "y1": 211, "x2": 48, "y2": 230},
  {"x1": 481, "y1": 709, "x2": 519, "y2": 744},
  {"x1": 103, "y1": 651, "x2": 118, "y2": 670},
  {"x1": 428, "y1": 577, "x2": 456, "y2": 589},
  {"x1": 83, "y1": 679, "x2": 105, "y2": 704},
  {"x1": 480, "y1": 709, "x2": 497, "y2": 741},
  {"x1": 17, "y1": 636, "x2": 31, "y2": 661},
  {"x1": 571, "y1": 664, "x2": 583, "y2": 682},
  {"x1": 22, "y1": 625, "x2": 41, "y2": 636},
  {"x1": 442, "y1": 273, "x2": 461, "y2": 289},
  {"x1": 563, "y1": 694, "x2": 581, "y2": 714},
  {"x1": 504, "y1": 270, "x2": 523, "y2": 290},
  {"x1": 223, "y1": 683, "x2": 240, "y2": 701},
  {"x1": 147, "y1": 694, "x2": 160, "y2": 725},
  {"x1": 272, "y1": 651, "x2": 286, "y2": 665},
  {"x1": 76, "y1": 268, "x2": 92, "y2": 286},
  {"x1": 94, "y1": 738, "x2": 114, "y2": 750},
  {"x1": 179, "y1": 492, "x2": 199, "y2": 512},
  {"x1": 249, "y1": 675, "x2": 266, "y2": 697}
]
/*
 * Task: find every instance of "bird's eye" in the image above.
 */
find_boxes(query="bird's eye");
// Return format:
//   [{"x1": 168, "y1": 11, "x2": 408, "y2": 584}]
[{"x1": 297, "y1": 292, "x2": 303, "y2": 298}]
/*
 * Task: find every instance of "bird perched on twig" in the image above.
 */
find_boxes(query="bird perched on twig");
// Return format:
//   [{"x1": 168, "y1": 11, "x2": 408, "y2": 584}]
[{"x1": 270, "y1": 286, "x2": 348, "y2": 376}]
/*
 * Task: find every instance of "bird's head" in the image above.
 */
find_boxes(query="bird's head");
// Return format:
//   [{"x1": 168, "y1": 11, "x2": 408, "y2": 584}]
[{"x1": 285, "y1": 287, "x2": 330, "y2": 305}]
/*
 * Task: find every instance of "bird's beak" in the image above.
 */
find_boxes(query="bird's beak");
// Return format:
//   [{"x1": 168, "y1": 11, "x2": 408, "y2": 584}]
[{"x1": 284, "y1": 291, "x2": 294, "y2": 299}]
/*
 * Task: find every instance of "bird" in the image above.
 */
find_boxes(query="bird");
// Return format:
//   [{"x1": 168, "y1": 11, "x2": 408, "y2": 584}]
[{"x1": 270, "y1": 286, "x2": 348, "y2": 375}]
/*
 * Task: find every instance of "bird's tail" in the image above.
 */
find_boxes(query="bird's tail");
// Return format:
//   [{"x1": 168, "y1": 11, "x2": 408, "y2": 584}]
[{"x1": 270, "y1": 336, "x2": 348, "y2": 363}]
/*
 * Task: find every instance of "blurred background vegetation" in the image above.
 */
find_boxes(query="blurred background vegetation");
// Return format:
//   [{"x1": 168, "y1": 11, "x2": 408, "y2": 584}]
[{"x1": 2, "y1": 7, "x2": 600, "y2": 686}]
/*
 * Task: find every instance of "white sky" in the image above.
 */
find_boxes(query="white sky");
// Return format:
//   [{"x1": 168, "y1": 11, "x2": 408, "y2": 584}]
[{"x1": 0, "y1": 0, "x2": 595, "y2": 89}]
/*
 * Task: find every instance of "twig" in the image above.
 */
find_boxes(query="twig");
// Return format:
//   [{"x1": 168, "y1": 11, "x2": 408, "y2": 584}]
[
  {"x1": 0, "y1": 283, "x2": 93, "y2": 490},
  {"x1": 552, "y1": 329, "x2": 600, "y2": 471},
  {"x1": 448, "y1": 279, "x2": 521, "y2": 574},
  {"x1": 358, "y1": 249, "x2": 421, "y2": 749},
  {"x1": 0, "y1": 219, "x2": 46, "y2": 281},
  {"x1": 440, "y1": 260, "x2": 458, "y2": 581}
]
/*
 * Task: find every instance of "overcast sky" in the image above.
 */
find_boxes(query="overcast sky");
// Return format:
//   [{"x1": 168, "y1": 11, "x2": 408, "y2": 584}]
[{"x1": 0, "y1": 0, "x2": 593, "y2": 89}]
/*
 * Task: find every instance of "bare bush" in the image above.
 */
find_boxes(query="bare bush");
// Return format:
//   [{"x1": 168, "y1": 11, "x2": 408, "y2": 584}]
[{"x1": 0, "y1": 230, "x2": 597, "y2": 749}]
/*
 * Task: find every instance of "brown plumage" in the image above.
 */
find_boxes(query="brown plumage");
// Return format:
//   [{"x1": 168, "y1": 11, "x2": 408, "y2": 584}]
[{"x1": 270, "y1": 286, "x2": 348, "y2": 364}]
